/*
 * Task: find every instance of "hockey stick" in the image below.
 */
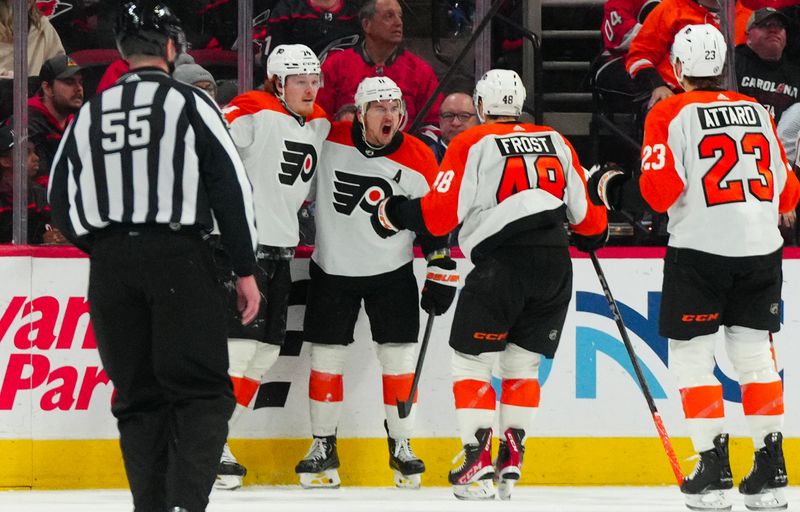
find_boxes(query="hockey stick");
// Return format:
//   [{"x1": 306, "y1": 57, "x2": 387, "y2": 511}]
[
  {"x1": 589, "y1": 251, "x2": 685, "y2": 486},
  {"x1": 397, "y1": 312, "x2": 436, "y2": 419}
]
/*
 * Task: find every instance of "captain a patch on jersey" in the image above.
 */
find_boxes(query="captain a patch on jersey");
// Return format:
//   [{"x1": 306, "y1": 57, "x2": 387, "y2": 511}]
[
  {"x1": 332, "y1": 171, "x2": 394, "y2": 215},
  {"x1": 279, "y1": 140, "x2": 318, "y2": 185}
]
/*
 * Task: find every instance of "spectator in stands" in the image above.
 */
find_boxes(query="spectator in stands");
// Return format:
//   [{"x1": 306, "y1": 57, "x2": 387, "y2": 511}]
[
  {"x1": 316, "y1": 0, "x2": 443, "y2": 129},
  {"x1": 593, "y1": 0, "x2": 659, "y2": 103},
  {"x1": 173, "y1": 53, "x2": 217, "y2": 100},
  {"x1": 0, "y1": 0, "x2": 64, "y2": 78},
  {"x1": 333, "y1": 103, "x2": 357, "y2": 122},
  {"x1": 736, "y1": 8, "x2": 800, "y2": 123},
  {"x1": 625, "y1": 0, "x2": 720, "y2": 108},
  {"x1": 0, "y1": 125, "x2": 66, "y2": 244},
  {"x1": 216, "y1": 79, "x2": 239, "y2": 108},
  {"x1": 267, "y1": 0, "x2": 360, "y2": 56},
  {"x1": 421, "y1": 91, "x2": 478, "y2": 162},
  {"x1": 27, "y1": 54, "x2": 84, "y2": 180},
  {"x1": 96, "y1": 58, "x2": 129, "y2": 94}
]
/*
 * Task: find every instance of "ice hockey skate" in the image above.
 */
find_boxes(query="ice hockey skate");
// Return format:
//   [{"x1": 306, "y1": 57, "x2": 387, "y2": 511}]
[
  {"x1": 494, "y1": 427, "x2": 525, "y2": 500},
  {"x1": 739, "y1": 432, "x2": 788, "y2": 511},
  {"x1": 385, "y1": 421, "x2": 425, "y2": 488},
  {"x1": 214, "y1": 443, "x2": 246, "y2": 490},
  {"x1": 449, "y1": 428, "x2": 495, "y2": 500},
  {"x1": 295, "y1": 435, "x2": 341, "y2": 489},
  {"x1": 680, "y1": 434, "x2": 733, "y2": 511}
]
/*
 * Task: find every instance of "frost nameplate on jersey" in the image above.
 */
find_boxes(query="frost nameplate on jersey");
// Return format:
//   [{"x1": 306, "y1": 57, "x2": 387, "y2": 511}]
[{"x1": 495, "y1": 134, "x2": 557, "y2": 156}]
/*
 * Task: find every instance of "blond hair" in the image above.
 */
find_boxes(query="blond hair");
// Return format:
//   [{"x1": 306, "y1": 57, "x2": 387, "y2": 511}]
[{"x1": 0, "y1": 0, "x2": 43, "y2": 43}]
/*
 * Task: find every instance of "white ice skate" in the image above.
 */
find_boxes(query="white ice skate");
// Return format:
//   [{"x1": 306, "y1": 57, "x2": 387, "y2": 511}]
[
  {"x1": 743, "y1": 488, "x2": 788, "y2": 511},
  {"x1": 684, "y1": 491, "x2": 732, "y2": 511},
  {"x1": 386, "y1": 422, "x2": 425, "y2": 489},
  {"x1": 295, "y1": 435, "x2": 341, "y2": 489},
  {"x1": 214, "y1": 443, "x2": 246, "y2": 491}
]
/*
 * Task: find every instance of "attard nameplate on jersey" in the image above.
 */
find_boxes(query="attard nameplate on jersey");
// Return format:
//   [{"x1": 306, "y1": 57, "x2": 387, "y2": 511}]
[
  {"x1": 698, "y1": 104, "x2": 762, "y2": 130},
  {"x1": 495, "y1": 134, "x2": 556, "y2": 157}
]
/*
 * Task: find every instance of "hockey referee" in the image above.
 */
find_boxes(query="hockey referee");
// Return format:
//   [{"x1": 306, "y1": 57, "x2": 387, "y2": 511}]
[{"x1": 47, "y1": 3, "x2": 260, "y2": 511}]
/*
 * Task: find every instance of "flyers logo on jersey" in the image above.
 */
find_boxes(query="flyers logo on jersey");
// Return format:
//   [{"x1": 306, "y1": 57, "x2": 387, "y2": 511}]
[
  {"x1": 279, "y1": 141, "x2": 317, "y2": 185},
  {"x1": 332, "y1": 171, "x2": 393, "y2": 215}
]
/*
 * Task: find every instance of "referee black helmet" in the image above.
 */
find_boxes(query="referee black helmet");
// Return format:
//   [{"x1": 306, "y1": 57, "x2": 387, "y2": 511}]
[{"x1": 115, "y1": 2, "x2": 186, "y2": 60}]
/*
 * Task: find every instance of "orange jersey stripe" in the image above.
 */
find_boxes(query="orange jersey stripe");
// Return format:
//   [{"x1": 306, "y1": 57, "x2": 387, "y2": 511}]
[
  {"x1": 741, "y1": 381, "x2": 784, "y2": 416},
  {"x1": 309, "y1": 370, "x2": 344, "y2": 403},
  {"x1": 224, "y1": 90, "x2": 327, "y2": 125},
  {"x1": 382, "y1": 373, "x2": 416, "y2": 405},
  {"x1": 680, "y1": 385, "x2": 724, "y2": 419},
  {"x1": 500, "y1": 378, "x2": 541, "y2": 408},
  {"x1": 231, "y1": 376, "x2": 260, "y2": 407},
  {"x1": 779, "y1": 168, "x2": 800, "y2": 214},
  {"x1": 453, "y1": 379, "x2": 496, "y2": 410}
]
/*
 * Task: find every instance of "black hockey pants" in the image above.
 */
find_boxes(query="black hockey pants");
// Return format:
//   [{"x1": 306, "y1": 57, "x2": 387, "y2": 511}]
[{"x1": 88, "y1": 228, "x2": 235, "y2": 512}]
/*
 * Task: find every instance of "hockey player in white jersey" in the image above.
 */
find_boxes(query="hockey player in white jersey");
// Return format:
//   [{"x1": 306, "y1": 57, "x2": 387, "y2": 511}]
[
  {"x1": 588, "y1": 25, "x2": 799, "y2": 511},
  {"x1": 295, "y1": 76, "x2": 458, "y2": 489},
  {"x1": 370, "y1": 69, "x2": 607, "y2": 500},
  {"x1": 213, "y1": 44, "x2": 331, "y2": 490}
]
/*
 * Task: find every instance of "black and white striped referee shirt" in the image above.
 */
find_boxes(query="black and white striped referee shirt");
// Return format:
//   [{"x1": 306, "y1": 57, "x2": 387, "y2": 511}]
[{"x1": 48, "y1": 67, "x2": 257, "y2": 276}]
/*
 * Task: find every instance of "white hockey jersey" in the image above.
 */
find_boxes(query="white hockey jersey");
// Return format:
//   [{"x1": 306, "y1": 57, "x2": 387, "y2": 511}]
[
  {"x1": 313, "y1": 122, "x2": 439, "y2": 277},
  {"x1": 640, "y1": 89, "x2": 800, "y2": 257},
  {"x1": 415, "y1": 122, "x2": 607, "y2": 258},
  {"x1": 224, "y1": 91, "x2": 330, "y2": 247}
]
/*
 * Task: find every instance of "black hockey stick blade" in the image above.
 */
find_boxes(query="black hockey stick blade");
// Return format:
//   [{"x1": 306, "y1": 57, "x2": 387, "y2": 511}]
[{"x1": 397, "y1": 312, "x2": 436, "y2": 419}]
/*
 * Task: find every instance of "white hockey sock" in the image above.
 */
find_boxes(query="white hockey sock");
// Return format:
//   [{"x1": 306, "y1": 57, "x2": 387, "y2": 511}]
[
  {"x1": 670, "y1": 335, "x2": 725, "y2": 453},
  {"x1": 309, "y1": 344, "x2": 347, "y2": 437},
  {"x1": 377, "y1": 344, "x2": 416, "y2": 439},
  {"x1": 228, "y1": 403, "x2": 248, "y2": 432},
  {"x1": 498, "y1": 344, "x2": 541, "y2": 440},
  {"x1": 725, "y1": 326, "x2": 784, "y2": 449},
  {"x1": 452, "y1": 350, "x2": 496, "y2": 446}
]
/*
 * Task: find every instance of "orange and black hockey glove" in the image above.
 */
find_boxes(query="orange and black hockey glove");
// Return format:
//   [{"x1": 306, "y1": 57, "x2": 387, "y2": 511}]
[
  {"x1": 587, "y1": 162, "x2": 629, "y2": 210},
  {"x1": 421, "y1": 250, "x2": 459, "y2": 316},
  {"x1": 371, "y1": 196, "x2": 408, "y2": 238}
]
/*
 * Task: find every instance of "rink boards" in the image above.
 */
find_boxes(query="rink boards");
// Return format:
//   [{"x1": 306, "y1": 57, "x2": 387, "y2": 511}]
[{"x1": 0, "y1": 246, "x2": 798, "y2": 488}]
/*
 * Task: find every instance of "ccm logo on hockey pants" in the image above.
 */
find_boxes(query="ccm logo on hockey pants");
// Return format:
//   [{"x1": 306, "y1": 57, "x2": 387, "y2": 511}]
[{"x1": 681, "y1": 313, "x2": 720, "y2": 322}]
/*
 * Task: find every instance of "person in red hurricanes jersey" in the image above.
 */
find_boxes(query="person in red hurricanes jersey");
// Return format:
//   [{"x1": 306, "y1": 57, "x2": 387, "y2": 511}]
[
  {"x1": 214, "y1": 44, "x2": 331, "y2": 490},
  {"x1": 590, "y1": 24, "x2": 799, "y2": 512},
  {"x1": 370, "y1": 69, "x2": 608, "y2": 500},
  {"x1": 295, "y1": 76, "x2": 456, "y2": 490}
]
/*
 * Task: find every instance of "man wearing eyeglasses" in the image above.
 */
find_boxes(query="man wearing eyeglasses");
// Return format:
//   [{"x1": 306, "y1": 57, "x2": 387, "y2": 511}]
[{"x1": 424, "y1": 92, "x2": 479, "y2": 162}]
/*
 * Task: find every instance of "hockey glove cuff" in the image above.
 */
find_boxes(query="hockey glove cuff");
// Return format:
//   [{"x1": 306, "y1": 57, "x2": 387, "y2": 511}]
[
  {"x1": 371, "y1": 196, "x2": 408, "y2": 238},
  {"x1": 572, "y1": 227, "x2": 609, "y2": 253},
  {"x1": 421, "y1": 255, "x2": 459, "y2": 316},
  {"x1": 587, "y1": 163, "x2": 629, "y2": 210}
]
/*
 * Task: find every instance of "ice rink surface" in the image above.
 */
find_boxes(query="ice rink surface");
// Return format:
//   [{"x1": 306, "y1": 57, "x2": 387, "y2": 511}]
[{"x1": 0, "y1": 486, "x2": 798, "y2": 512}]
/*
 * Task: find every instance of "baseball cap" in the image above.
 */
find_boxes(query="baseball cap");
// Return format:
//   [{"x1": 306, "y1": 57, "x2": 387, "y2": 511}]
[
  {"x1": 39, "y1": 55, "x2": 84, "y2": 84},
  {"x1": 0, "y1": 126, "x2": 14, "y2": 154},
  {"x1": 747, "y1": 8, "x2": 789, "y2": 31}
]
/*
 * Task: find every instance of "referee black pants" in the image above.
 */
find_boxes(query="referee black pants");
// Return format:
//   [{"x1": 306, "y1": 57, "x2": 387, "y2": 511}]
[{"x1": 88, "y1": 230, "x2": 235, "y2": 512}]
